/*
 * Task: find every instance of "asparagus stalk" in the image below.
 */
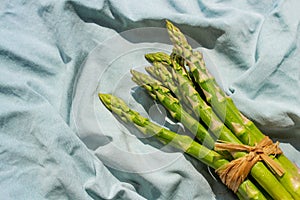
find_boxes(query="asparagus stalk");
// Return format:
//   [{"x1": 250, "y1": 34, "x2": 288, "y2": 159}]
[
  {"x1": 98, "y1": 93, "x2": 267, "y2": 200},
  {"x1": 165, "y1": 20, "x2": 258, "y2": 144},
  {"x1": 131, "y1": 69, "x2": 216, "y2": 149},
  {"x1": 145, "y1": 52, "x2": 192, "y2": 82},
  {"x1": 132, "y1": 67, "x2": 240, "y2": 145},
  {"x1": 132, "y1": 67, "x2": 293, "y2": 200},
  {"x1": 165, "y1": 20, "x2": 300, "y2": 199},
  {"x1": 144, "y1": 52, "x2": 241, "y2": 144}
]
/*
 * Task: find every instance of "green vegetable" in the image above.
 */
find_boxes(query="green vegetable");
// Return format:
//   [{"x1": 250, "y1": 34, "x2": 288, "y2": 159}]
[
  {"x1": 131, "y1": 67, "x2": 292, "y2": 200},
  {"x1": 131, "y1": 69, "x2": 216, "y2": 149},
  {"x1": 98, "y1": 93, "x2": 267, "y2": 200},
  {"x1": 165, "y1": 20, "x2": 300, "y2": 199}
]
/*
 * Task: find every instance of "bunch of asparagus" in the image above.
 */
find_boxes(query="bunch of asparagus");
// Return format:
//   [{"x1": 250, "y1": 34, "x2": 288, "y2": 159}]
[{"x1": 99, "y1": 21, "x2": 300, "y2": 199}]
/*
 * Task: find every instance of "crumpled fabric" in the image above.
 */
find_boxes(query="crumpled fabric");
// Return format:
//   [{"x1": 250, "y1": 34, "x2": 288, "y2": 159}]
[{"x1": 0, "y1": 0, "x2": 299, "y2": 199}]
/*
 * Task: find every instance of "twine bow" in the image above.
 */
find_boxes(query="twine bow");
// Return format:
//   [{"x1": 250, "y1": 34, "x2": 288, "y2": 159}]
[{"x1": 215, "y1": 136, "x2": 284, "y2": 193}]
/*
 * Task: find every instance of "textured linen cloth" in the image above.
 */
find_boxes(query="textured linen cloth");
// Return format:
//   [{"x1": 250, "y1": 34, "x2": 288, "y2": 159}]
[{"x1": 0, "y1": 0, "x2": 299, "y2": 199}]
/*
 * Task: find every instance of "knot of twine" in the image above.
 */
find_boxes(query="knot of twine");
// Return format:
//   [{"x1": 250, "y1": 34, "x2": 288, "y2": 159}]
[{"x1": 215, "y1": 136, "x2": 284, "y2": 193}]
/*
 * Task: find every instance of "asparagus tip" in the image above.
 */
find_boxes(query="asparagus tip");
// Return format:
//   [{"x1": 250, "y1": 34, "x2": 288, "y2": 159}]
[
  {"x1": 145, "y1": 52, "x2": 170, "y2": 64},
  {"x1": 144, "y1": 53, "x2": 153, "y2": 63},
  {"x1": 165, "y1": 20, "x2": 173, "y2": 29},
  {"x1": 130, "y1": 68, "x2": 137, "y2": 76},
  {"x1": 98, "y1": 93, "x2": 112, "y2": 110},
  {"x1": 165, "y1": 20, "x2": 179, "y2": 34}
]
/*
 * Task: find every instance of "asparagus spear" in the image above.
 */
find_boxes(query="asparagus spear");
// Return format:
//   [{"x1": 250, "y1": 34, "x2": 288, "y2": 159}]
[
  {"x1": 145, "y1": 52, "x2": 192, "y2": 82},
  {"x1": 131, "y1": 69, "x2": 216, "y2": 149},
  {"x1": 144, "y1": 52, "x2": 241, "y2": 144},
  {"x1": 165, "y1": 20, "x2": 257, "y2": 144},
  {"x1": 131, "y1": 67, "x2": 293, "y2": 200},
  {"x1": 132, "y1": 68, "x2": 240, "y2": 145},
  {"x1": 165, "y1": 20, "x2": 300, "y2": 199},
  {"x1": 98, "y1": 93, "x2": 267, "y2": 200}
]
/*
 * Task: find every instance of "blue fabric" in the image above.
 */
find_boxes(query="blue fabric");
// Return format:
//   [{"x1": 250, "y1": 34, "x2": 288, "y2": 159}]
[{"x1": 0, "y1": 0, "x2": 299, "y2": 199}]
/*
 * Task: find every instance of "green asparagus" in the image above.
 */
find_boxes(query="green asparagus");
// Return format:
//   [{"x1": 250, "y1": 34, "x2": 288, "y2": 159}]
[
  {"x1": 98, "y1": 93, "x2": 267, "y2": 200},
  {"x1": 131, "y1": 67, "x2": 293, "y2": 199},
  {"x1": 144, "y1": 52, "x2": 241, "y2": 144},
  {"x1": 165, "y1": 20, "x2": 300, "y2": 199},
  {"x1": 131, "y1": 69, "x2": 216, "y2": 149}
]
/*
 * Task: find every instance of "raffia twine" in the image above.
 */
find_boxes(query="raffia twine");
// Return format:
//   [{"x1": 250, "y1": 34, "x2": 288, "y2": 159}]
[{"x1": 215, "y1": 136, "x2": 285, "y2": 193}]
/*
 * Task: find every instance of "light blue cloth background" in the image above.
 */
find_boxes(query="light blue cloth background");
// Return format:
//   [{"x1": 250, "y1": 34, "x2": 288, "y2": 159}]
[{"x1": 0, "y1": 0, "x2": 299, "y2": 199}]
